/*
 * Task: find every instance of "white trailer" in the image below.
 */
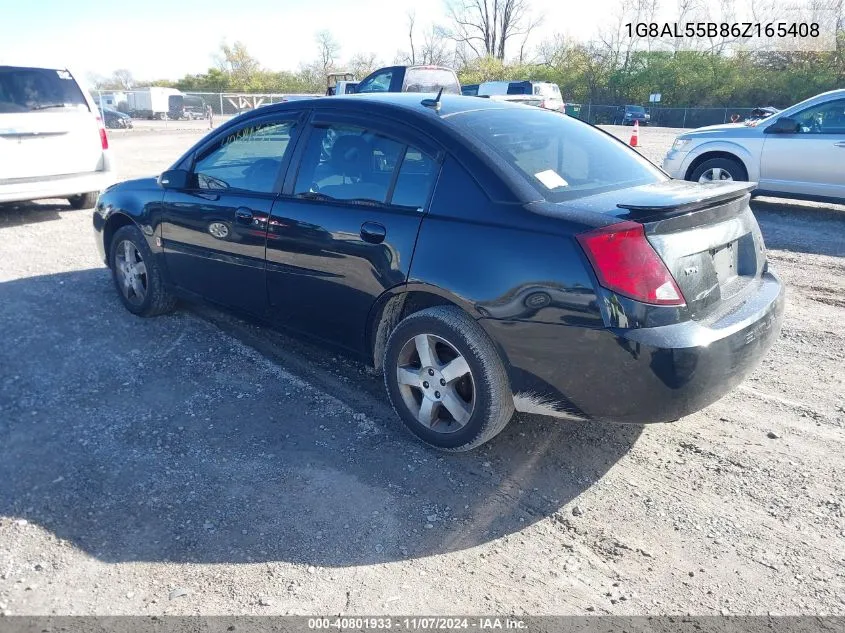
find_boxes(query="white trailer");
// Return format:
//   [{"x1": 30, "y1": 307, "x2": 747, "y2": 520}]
[{"x1": 127, "y1": 87, "x2": 184, "y2": 119}]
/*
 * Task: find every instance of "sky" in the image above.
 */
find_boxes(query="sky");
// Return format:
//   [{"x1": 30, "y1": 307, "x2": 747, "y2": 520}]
[
  {"x1": 0, "y1": 0, "x2": 620, "y2": 79},
  {"x1": 0, "y1": 0, "x2": 796, "y2": 80}
]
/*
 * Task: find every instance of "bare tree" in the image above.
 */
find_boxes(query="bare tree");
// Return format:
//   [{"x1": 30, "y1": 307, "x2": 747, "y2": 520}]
[
  {"x1": 315, "y1": 30, "x2": 341, "y2": 74},
  {"x1": 348, "y1": 52, "x2": 380, "y2": 79},
  {"x1": 445, "y1": 0, "x2": 542, "y2": 60},
  {"x1": 596, "y1": 0, "x2": 659, "y2": 71},
  {"x1": 111, "y1": 69, "x2": 135, "y2": 90},
  {"x1": 420, "y1": 25, "x2": 455, "y2": 65},
  {"x1": 407, "y1": 11, "x2": 417, "y2": 65}
]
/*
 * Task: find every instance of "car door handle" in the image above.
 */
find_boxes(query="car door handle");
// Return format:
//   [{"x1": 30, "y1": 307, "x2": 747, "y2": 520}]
[
  {"x1": 360, "y1": 221, "x2": 386, "y2": 244},
  {"x1": 835, "y1": 142, "x2": 845, "y2": 148},
  {"x1": 235, "y1": 207, "x2": 254, "y2": 224}
]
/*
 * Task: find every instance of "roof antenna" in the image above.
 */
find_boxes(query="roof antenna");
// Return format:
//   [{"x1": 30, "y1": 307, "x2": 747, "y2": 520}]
[{"x1": 421, "y1": 87, "x2": 444, "y2": 111}]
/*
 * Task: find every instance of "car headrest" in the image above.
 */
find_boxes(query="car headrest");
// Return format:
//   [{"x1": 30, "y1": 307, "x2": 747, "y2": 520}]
[{"x1": 330, "y1": 134, "x2": 371, "y2": 178}]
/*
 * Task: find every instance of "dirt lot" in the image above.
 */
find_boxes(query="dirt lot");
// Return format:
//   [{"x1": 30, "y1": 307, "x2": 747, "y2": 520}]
[{"x1": 0, "y1": 123, "x2": 843, "y2": 616}]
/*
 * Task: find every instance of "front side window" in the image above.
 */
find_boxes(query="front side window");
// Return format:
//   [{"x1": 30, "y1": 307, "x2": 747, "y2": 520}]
[
  {"x1": 356, "y1": 71, "x2": 393, "y2": 93},
  {"x1": 193, "y1": 119, "x2": 296, "y2": 193},
  {"x1": 792, "y1": 99, "x2": 845, "y2": 134},
  {"x1": 448, "y1": 108, "x2": 665, "y2": 203}
]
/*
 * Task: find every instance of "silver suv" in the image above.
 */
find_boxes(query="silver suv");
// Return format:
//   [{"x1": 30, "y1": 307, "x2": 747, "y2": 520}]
[{"x1": 663, "y1": 89, "x2": 845, "y2": 202}]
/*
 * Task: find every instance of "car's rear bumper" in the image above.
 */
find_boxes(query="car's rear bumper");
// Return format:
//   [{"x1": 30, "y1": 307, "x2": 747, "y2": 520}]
[
  {"x1": 0, "y1": 166, "x2": 116, "y2": 204},
  {"x1": 481, "y1": 269, "x2": 785, "y2": 424}
]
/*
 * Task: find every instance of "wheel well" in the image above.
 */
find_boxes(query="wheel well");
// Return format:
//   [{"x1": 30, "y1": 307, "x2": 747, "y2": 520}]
[
  {"x1": 369, "y1": 291, "x2": 464, "y2": 371},
  {"x1": 102, "y1": 213, "x2": 135, "y2": 266},
  {"x1": 685, "y1": 151, "x2": 748, "y2": 180}
]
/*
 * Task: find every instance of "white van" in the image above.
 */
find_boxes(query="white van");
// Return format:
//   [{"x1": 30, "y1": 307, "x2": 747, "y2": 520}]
[
  {"x1": 0, "y1": 65, "x2": 115, "y2": 208},
  {"x1": 477, "y1": 81, "x2": 564, "y2": 112}
]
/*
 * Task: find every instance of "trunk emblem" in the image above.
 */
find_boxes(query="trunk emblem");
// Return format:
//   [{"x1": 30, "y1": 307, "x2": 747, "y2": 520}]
[{"x1": 683, "y1": 266, "x2": 699, "y2": 276}]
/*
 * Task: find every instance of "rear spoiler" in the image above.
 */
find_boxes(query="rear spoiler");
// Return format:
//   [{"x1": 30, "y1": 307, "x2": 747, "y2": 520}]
[{"x1": 617, "y1": 181, "x2": 756, "y2": 214}]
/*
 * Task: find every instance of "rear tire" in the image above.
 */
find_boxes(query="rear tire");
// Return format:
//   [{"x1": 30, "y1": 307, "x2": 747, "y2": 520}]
[
  {"x1": 689, "y1": 157, "x2": 747, "y2": 183},
  {"x1": 109, "y1": 225, "x2": 176, "y2": 317},
  {"x1": 68, "y1": 192, "x2": 98, "y2": 210},
  {"x1": 383, "y1": 306, "x2": 514, "y2": 452}
]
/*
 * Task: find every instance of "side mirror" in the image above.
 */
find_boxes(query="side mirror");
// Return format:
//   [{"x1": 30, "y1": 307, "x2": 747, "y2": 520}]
[
  {"x1": 765, "y1": 117, "x2": 799, "y2": 134},
  {"x1": 158, "y1": 169, "x2": 190, "y2": 189}
]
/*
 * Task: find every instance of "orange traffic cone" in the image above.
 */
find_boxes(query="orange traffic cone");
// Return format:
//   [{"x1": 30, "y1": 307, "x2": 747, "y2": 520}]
[{"x1": 629, "y1": 120, "x2": 639, "y2": 147}]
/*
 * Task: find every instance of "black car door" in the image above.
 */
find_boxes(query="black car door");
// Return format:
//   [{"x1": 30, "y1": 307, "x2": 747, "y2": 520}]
[
  {"x1": 160, "y1": 112, "x2": 304, "y2": 314},
  {"x1": 265, "y1": 112, "x2": 442, "y2": 353}
]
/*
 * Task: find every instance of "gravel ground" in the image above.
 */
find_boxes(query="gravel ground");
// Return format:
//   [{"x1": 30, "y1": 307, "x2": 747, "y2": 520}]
[{"x1": 0, "y1": 123, "x2": 843, "y2": 616}]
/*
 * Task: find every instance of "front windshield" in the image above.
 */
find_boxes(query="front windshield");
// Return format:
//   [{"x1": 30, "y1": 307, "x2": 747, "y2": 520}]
[{"x1": 447, "y1": 107, "x2": 665, "y2": 202}]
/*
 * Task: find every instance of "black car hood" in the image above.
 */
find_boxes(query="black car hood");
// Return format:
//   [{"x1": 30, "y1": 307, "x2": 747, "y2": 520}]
[{"x1": 104, "y1": 177, "x2": 160, "y2": 195}]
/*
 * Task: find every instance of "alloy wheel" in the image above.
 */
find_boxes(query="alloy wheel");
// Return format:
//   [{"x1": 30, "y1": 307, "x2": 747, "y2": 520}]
[
  {"x1": 114, "y1": 240, "x2": 148, "y2": 306},
  {"x1": 698, "y1": 167, "x2": 734, "y2": 182},
  {"x1": 395, "y1": 334, "x2": 475, "y2": 433}
]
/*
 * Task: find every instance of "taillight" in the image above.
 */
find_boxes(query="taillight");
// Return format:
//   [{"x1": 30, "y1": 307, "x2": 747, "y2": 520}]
[
  {"x1": 576, "y1": 221, "x2": 685, "y2": 306},
  {"x1": 96, "y1": 116, "x2": 109, "y2": 150}
]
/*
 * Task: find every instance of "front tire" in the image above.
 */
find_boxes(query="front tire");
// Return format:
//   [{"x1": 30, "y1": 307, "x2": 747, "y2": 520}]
[
  {"x1": 689, "y1": 157, "x2": 747, "y2": 183},
  {"x1": 109, "y1": 225, "x2": 176, "y2": 317},
  {"x1": 383, "y1": 306, "x2": 514, "y2": 452},
  {"x1": 68, "y1": 192, "x2": 98, "y2": 209}
]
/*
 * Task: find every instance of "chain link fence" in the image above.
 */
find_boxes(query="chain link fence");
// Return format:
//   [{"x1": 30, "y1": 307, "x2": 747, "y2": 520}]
[
  {"x1": 93, "y1": 89, "x2": 769, "y2": 131},
  {"x1": 572, "y1": 104, "x2": 765, "y2": 128},
  {"x1": 93, "y1": 90, "x2": 321, "y2": 121}
]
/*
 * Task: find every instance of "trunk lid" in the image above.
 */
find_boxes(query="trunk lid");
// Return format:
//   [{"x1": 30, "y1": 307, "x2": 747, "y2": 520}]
[
  {"x1": 566, "y1": 180, "x2": 767, "y2": 318},
  {"x1": 0, "y1": 109, "x2": 103, "y2": 180}
]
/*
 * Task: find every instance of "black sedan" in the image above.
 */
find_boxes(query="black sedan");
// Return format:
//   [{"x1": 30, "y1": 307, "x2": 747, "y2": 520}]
[
  {"x1": 93, "y1": 94, "x2": 784, "y2": 451},
  {"x1": 99, "y1": 106, "x2": 133, "y2": 129}
]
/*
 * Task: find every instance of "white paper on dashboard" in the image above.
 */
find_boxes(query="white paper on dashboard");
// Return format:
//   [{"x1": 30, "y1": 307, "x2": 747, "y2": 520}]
[{"x1": 534, "y1": 169, "x2": 568, "y2": 189}]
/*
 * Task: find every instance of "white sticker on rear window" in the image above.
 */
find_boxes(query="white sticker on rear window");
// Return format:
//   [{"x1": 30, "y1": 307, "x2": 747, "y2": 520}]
[
  {"x1": 56, "y1": 70, "x2": 72, "y2": 80},
  {"x1": 535, "y1": 169, "x2": 568, "y2": 189}
]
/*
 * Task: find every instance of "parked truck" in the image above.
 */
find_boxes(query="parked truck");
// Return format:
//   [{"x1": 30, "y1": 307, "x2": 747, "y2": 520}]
[
  {"x1": 127, "y1": 87, "x2": 185, "y2": 120},
  {"x1": 477, "y1": 81, "x2": 564, "y2": 112},
  {"x1": 326, "y1": 72, "x2": 358, "y2": 96}
]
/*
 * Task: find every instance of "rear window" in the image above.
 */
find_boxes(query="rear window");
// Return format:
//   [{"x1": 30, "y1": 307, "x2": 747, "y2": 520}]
[
  {"x1": 507, "y1": 82, "x2": 531, "y2": 95},
  {"x1": 448, "y1": 108, "x2": 665, "y2": 202},
  {"x1": 404, "y1": 68, "x2": 460, "y2": 95},
  {"x1": 627, "y1": 105, "x2": 646, "y2": 114},
  {"x1": 0, "y1": 66, "x2": 89, "y2": 113}
]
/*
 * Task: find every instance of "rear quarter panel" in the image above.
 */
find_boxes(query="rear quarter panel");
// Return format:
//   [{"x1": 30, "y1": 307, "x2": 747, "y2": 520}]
[{"x1": 408, "y1": 156, "x2": 604, "y2": 390}]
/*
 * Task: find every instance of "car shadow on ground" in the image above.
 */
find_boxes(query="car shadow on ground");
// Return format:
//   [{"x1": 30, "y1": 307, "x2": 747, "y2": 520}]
[
  {"x1": 0, "y1": 200, "x2": 73, "y2": 228},
  {"x1": 0, "y1": 267, "x2": 642, "y2": 567},
  {"x1": 751, "y1": 198, "x2": 845, "y2": 258}
]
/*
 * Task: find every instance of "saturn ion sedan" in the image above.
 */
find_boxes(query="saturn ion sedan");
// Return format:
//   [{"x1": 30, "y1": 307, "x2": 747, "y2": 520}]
[{"x1": 93, "y1": 94, "x2": 784, "y2": 451}]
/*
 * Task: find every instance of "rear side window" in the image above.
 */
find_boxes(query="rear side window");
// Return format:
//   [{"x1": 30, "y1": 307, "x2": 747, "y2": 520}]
[
  {"x1": 391, "y1": 149, "x2": 439, "y2": 209},
  {"x1": 294, "y1": 123, "x2": 438, "y2": 209},
  {"x1": 0, "y1": 66, "x2": 89, "y2": 113},
  {"x1": 294, "y1": 124, "x2": 403, "y2": 203},
  {"x1": 404, "y1": 68, "x2": 460, "y2": 94},
  {"x1": 449, "y1": 108, "x2": 665, "y2": 202}
]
